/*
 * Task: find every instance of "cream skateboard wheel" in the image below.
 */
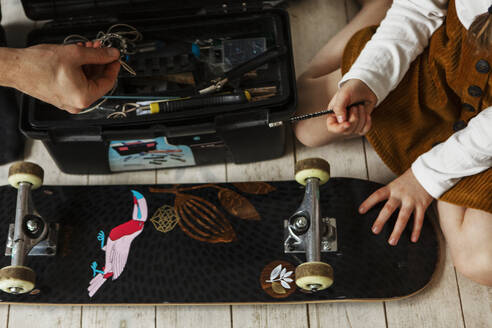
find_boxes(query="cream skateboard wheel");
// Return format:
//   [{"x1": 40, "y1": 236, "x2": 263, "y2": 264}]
[
  {"x1": 295, "y1": 261, "x2": 334, "y2": 291},
  {"x1": 295, "y1": 158, "x2": 330, "y2": 186},
  {"x1": 8, "y1": 162, "x2": 44, "y2": 190},
  {"x1": 0, "y1": 266, "x2": 36, "y2": 294}
]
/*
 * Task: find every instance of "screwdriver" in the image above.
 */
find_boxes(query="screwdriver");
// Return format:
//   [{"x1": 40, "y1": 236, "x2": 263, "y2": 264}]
[{"x1": 268, "y1": 101, "x2": 365, "y2": 128}]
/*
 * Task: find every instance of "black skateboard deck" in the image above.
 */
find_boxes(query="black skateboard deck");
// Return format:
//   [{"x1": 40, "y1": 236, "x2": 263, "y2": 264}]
[{"x1": 0, "y1": 178, "x2": 440, "y2": 305}]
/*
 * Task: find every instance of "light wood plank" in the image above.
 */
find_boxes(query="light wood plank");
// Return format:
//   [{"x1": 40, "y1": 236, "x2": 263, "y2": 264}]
[
  {"x1": 82, "y1": 306, "x2": 155, "y2": 328},
  {"x1": 8, "y1": 305, "x2": 81, "y2": 328},
  {"x1": 364, "y1": 139, "x2": 396, "y2": 184},
  {"x1": 385, "y1": 247, "x2": 464, "y2": 328},
  {"x1": 309, "y1": 302, "x2": 386, "y2": 328},
  {"x1": 88, "y1": 170, "x2": 156, "y2": 185},
  {"x1": 288, "y1": 0, "x2": 348, "y2": 78},
  {"x1": 0, "y1": 305, "x2": 7, "y2": 328},
  {"x1": 157, "y1": 164, "x2": 227, "y2": 184},
  {"x1": 157, "y1": 306, "x2": 230, "y2": 328},
  {"x1": 232, "y1": 305, "x2": 308, "y2": 328},
  {"x1": 0, "y1": 0, "x2": 36, "y2": 47},
  {"x1": 456, "y1": 272, "x2": 492, "y2": 328},
  {"x1": 296, "y1": 137, "x2": 367, "y2": 178}
]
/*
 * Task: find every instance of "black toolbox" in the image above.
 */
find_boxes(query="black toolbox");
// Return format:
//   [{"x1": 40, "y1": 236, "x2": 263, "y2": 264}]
[{"x1": 19, "y1": 0, "x2": 297, "y2": 174}]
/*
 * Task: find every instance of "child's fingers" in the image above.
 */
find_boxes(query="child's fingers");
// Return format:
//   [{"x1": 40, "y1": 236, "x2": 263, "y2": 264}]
[
  {"x1": 359, "y1": 186, "x2": 389, "y2": 214},
  {"x1": 326, "y1": 115, "x2": 350, "y2": 133},
  {"x1": 93, "y1": 40, "x2": 102, "y2": 48},
  {"x1": 341, "y1": 106, "x2": 359, "y2": 135},
  {"x1": 360, "y1": 109, "x2": 372, "y2": 135},
  {"x1": 353, "y1": 105, "x2": 366, "y2": 134},
  {"x1": 411, "y1": 206, "x2": 425, "y2": 242},
  {"x1": 372, "y1": 197, "x2": 401, "y2": 234},
  {"x1": 85, "y1": 41, "x2": 94, "y2": 48},
  {"x1": 388, "y1": 205, "x2": 413, "y2": 245},
  {"x1": 331, "y1": 90, "x2": 350, "y2": 123}
]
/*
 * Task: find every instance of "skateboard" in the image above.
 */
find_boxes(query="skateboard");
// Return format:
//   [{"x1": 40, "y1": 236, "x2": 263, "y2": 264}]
[{"x1": 0, "y1": 158, "x2": 440, "y2": 305}]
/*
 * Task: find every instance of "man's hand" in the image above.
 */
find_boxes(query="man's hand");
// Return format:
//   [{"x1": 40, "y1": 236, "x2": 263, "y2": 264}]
[
  {"x1": 359, "y1": 168, "x2": 434, "y2": 245},
  {"x1": 326, "y1": 79, "x2": 377, "y2": 137},
  {"x1": 8, "y1": 43, "x2": 120, "y2": 113}
]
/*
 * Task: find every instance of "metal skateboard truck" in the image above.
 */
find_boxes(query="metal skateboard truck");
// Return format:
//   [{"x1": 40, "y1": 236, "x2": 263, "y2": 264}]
[
  {"x1": 285, "y1": 158, "x2": 335, "y2": 293},
  {"x1": 0, "y1": 162, "x2": 56, "y2": 295}
]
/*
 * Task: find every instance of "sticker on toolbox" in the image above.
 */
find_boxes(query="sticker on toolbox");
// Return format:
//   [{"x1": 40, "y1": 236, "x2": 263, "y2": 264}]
[{"x1": 108, "y1": 137, "x2": 196, "y2": 171}]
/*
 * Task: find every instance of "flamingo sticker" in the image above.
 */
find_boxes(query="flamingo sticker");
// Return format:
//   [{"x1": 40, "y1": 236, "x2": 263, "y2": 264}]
[{"x1": 88, "y1": 190, "x2": 148, "y2": 298}]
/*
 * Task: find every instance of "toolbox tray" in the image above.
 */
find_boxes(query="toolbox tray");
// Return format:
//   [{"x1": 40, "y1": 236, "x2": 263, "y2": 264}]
[{"x1": 20, "y1": 0, "x2": 296, "y2": 134}]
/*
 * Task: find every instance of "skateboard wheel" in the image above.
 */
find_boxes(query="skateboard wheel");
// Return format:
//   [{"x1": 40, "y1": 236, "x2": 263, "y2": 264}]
[
  {"x1": 0, "y1": 266, "x2": 36, "y2": 294},
  {"x1": 295, "y1": 158, "x2": 330, "y2": 186},
  {"x1": 295, "y1": 261, "x2": 334, "y2": 292},
  {"x1": 8, "y1": 162, "x2": 44, "y2": 190}
]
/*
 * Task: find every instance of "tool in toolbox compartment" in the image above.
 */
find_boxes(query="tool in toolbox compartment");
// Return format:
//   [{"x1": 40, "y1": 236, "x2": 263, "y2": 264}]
[{"x1": 60, "y1": 21, "x2": 285, "y2": 120}]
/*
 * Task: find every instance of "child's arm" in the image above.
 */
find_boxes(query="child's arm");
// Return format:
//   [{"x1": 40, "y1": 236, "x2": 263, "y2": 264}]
[
  {"x1": 411, "y1": 107, "x2": 492, "y2": 198},
  {"x1": 332, "y1": 0, "x2": 448, "y2": 122}
]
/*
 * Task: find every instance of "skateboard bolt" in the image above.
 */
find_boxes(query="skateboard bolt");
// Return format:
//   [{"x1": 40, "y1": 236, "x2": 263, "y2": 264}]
[
  {"x1": 308, "y1": 284, "x2": 322, "y2": 292},
  {"x1": 26, "y1": 220, "x2": 39, "y2": 233},
  {"x1": 295, "y1": 216, "x2": 308, "y2": 229},
  {"x1": 9, "y1": 287, "x2": 23, "y2": 294}
]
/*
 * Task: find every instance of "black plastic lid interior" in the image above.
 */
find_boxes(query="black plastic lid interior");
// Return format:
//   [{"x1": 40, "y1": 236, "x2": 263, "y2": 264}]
[{"x1": 21, "y1": 0, "x2": 264, "y2": 21}]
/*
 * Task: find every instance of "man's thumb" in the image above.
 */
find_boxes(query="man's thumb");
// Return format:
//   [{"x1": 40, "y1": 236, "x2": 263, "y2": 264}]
[{"x1": 78, "y1": 46, "x2": 120, "y2": 65}]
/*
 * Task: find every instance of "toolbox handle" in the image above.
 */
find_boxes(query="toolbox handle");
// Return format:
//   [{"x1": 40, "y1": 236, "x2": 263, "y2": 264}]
[{"x1": 101, "y1": 123, "x2": 217, "y2": 140}]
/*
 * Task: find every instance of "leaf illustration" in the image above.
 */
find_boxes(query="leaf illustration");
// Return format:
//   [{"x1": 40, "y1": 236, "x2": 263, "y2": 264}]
[
  {"x1": 271, "y1": 281, "x2": 286, "y2": 294},
  {"x1": 270, "y1": 264, "x2": 282, "y2": 281},
  {"x1": 284, "y1": 278, "x2": 293, "y2": 283},
  {"x1": 280, "y1": 280, "x2": 291, "y2": 289},
  {"x1": 218, "y1": 188, "x2": 260, "y2": 220},
  {"x1": 284, "y1": 271, "x2": 293, "y2": 278},
  {"x1": 280, "y1": 267, "x2": 287, "y2": 279},
  {"x1": 233, "y1": 182, "x2": 276, "y2": 195},
  {"x1": 175, "y1": 193, "x2": 236, "y2": 243}
]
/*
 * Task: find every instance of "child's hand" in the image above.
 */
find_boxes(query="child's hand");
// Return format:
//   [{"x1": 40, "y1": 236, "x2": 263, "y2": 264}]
[
  {"x1": 358, "y1": 168, "x2": 434, "y2": 245},
  {"x1": 326, "y1": 79, "x2": 377, "y2": 136}
]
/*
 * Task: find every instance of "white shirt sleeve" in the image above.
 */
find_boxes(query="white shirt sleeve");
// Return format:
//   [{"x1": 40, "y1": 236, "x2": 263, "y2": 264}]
[
  {"x1": 411, "y1": 108, "x2": 492, "y2": 198},
  {"x1": 339, "y1": 0, "x2": 448, "y2": 105}
]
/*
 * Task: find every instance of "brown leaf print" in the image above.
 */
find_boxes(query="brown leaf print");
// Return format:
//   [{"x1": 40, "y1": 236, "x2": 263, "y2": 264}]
[
  {"x1": 233, "y1": 182, "x2": 276, "y2": 195},
  {"x1": 218, "y1": 188, "x2": 260, "y2": 220},
  {"x1": 175, "y1": 193, "x2": 237, "y2": 243}
]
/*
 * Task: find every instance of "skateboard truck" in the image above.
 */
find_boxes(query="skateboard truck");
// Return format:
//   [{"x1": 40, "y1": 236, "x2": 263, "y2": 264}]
[
  {"x1": 286, "y1": 158, "x2": 335, "y2": 293},
  {"x1": 0, "y1": 162, "x2": 53, "y2": 295}
]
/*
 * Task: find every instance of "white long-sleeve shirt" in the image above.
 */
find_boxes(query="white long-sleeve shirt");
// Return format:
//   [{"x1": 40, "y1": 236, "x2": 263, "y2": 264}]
[
  {"x1": 412, "y1": 108, "x2": 492, "y2": 198},
  {"x1": 339, "y1": 0, "x2": 492, "y2": 198}
]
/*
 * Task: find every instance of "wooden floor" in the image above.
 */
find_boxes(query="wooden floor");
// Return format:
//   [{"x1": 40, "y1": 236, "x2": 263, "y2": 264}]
[{"x1": 0, "y1": 0, "x2": 490, "y2": 327}]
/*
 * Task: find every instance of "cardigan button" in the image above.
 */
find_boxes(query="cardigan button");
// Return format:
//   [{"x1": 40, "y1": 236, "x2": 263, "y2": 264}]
[
  {"x1": 453, "y1": 120, "x2": 466, "y2": 131},
  {"x1": 462, "y1": 103, "x2": 475, "y2": 112},
  {"x1": 476, "y1": 59, "x2": 490, "y2": 73},
  {"x1": 468, "y1": 85, "x2": 483, "y2": 97}
]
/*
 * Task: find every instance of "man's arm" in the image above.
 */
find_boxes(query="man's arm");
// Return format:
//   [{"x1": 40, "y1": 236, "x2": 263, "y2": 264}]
[
  {"x1": 0, "y1": 44, "x2": 120, "y2": 113},
  {"x1": 412, "y1": 108, "x2": 492, "y2": 198}
]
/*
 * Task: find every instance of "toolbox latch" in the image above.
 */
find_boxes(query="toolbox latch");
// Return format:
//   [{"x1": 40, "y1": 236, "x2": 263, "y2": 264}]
[{"x1": 208, "y1": 1, "x2": 263, "y2": 14}]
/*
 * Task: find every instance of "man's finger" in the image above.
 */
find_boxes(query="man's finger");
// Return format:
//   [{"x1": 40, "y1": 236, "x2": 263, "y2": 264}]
[
  {"x1": 75, "y1": 46, "x2": 120, "y2": 65},
  {"x1": 86, "y1": 61, "x2": 120, "y2": 98},
  {"x1": 359, "y1": 187, "x2": 389, "y2": 214}
]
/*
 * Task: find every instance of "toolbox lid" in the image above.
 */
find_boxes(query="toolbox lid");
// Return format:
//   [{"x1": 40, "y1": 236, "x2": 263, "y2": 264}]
[{"x1": 20, "y1": 0, "x2": 282, "y2": 21}]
